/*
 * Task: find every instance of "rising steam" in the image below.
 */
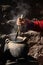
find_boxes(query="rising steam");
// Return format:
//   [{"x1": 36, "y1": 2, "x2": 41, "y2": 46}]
[{"x1": 7, "y1": 2, "x2": 31, "y2": 34}]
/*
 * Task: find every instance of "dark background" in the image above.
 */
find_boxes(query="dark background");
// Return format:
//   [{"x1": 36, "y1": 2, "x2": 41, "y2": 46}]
[
  {"x1": 0, "y1": 0, "x2": 43, "y2": 19},
  {"x1": 0, "y1": 0, "x2": 43, "y2": 34}
]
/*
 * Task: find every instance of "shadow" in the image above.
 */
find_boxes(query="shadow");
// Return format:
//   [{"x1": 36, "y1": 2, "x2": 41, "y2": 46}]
[{"x1": 0, "y1": 51, "x2": 39, "y2": 65}]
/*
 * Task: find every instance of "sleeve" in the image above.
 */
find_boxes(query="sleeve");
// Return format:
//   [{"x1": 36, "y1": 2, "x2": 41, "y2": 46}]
[
  {"x1": 33, "y1": 20, "x2": 43, "y2": 31},
  {"x1": 26, "y1": 20, "x2": 40, "y2": 31}
]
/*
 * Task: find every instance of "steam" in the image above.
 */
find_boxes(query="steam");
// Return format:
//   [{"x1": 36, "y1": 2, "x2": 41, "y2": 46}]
[
  {"x1": 14, "y1": 3, "x2": 30, "y2": 18},
  {"x1": 7, "y1": 2, "x2": 31, "y2": 34}
]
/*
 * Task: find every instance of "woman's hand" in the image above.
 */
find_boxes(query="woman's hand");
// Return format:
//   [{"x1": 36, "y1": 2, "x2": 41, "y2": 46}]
[
  {"x1": 16, "y1": 17, "x2": 26, "y2": 26},
  {"x1": 16, "y1": 17, "x2": 32, "y2": 32}
]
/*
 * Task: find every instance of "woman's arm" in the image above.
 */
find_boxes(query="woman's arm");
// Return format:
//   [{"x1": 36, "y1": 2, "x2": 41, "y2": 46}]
[{"x1": 16, "y1": 18, "x2": 43, "y2": 32}]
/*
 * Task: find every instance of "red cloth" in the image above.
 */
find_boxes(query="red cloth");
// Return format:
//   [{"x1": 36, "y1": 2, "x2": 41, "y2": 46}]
[{"x1": 33, "y1": 20, "x2": 43, "y2": 31}]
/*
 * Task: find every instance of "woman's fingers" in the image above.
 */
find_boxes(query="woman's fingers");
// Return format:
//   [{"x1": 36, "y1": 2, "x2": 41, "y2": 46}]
[
  {"x1": 16, "y1": 17, "x2": 26, "y2": 25},
  {"x1": 16, "y1": 18, "x2": 22, "y2": 25}
]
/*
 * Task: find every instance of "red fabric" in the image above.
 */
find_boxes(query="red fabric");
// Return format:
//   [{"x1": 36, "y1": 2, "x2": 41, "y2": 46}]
[{"x1": 33, "y1": 20, "x2": 43, "y2": 31}]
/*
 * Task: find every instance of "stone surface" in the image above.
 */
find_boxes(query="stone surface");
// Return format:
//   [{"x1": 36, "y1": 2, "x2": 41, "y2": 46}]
[
  {"x1": 25, "y1": 30, "x2": 43, "y2": 65},
  {"x1": 20, "y1": 30, "x2": 43, "y2": 65}
]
